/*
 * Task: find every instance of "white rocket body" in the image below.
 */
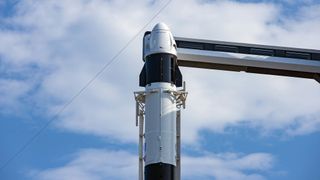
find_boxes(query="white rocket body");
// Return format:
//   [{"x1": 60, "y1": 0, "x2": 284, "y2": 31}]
[{"x1": 140, "y1": 23, "x2": 181, "y2": 179}]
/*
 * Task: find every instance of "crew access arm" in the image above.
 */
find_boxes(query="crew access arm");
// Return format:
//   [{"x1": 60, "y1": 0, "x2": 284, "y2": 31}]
[{"x1": 175, "y1": 37, "x2": 320, "y2": 83}]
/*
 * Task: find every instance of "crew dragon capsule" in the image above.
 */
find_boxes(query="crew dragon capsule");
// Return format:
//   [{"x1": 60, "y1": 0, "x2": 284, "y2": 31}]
[{"x1": 139, "y1": 23, "x2": 182, "y2": 180}]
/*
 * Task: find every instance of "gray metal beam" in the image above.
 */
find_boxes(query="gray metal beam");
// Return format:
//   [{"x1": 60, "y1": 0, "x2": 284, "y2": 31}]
[
  {"x1": 175, "y1": 37, "x2": 320, "y2": 61},
  {"x1": 175, "y1": 37, "x2": 320, "y2": 82}
]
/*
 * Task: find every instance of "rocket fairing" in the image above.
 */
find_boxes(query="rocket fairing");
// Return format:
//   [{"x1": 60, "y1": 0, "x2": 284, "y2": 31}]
[{"x1": 139, "y1": 23, "x2": 182, "y2": 180}]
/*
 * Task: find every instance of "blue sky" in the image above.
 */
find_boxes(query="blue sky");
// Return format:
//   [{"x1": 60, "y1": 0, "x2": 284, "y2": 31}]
[{"x1": 0, "y1": 0, "x2": 320, "y2": 179}]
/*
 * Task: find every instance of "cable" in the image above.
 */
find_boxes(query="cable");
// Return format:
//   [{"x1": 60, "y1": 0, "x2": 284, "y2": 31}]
[{"x1": 0, "y1": 0, "x2": 173, "y2": 171}]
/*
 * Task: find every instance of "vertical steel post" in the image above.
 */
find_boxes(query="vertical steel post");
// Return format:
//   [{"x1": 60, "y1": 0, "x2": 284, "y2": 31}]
[
  {"x1": 175, "y1": 110, "x2": 181, "y2": 180},
  {"x1": 139, "y1": 114, "x2": 144, "y2": 180}
]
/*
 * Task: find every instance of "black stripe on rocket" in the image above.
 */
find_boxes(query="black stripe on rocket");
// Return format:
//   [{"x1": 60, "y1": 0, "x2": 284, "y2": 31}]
[{"x1": 139, "y1": 53, "x2": 182, "y2": 87}]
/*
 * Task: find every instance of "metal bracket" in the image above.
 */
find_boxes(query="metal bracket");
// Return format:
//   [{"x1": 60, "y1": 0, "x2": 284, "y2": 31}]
[
  {"x1": 171, "y1": 81, "x2": 188, "y2": 109},
  {"x1": 134, "y1": 91, "x2": 146, "y2": 126}
]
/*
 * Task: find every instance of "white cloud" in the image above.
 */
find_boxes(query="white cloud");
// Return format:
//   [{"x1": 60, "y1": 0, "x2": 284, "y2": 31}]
[
  {"x1": 29, "y1": 149, "x2": 137, "y2": 180},
  {"x1": 30, "y1": 149, "x2": 274, "y2": 180},
  {"x1": 181, "y1": 68, "x2": 320, "y2": 142},
  {"x1": 183, "y1": 152, "x2": 274, "y2": 180},
  {"x1": 0, "y1": 79, "x2": 32, "y2": 115},
  {"x1": 0, "y1": 0, "x2": 319, "y2": 144}
]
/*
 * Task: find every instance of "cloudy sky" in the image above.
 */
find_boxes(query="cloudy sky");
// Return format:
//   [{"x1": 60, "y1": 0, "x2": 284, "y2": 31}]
[{"x1": 0, "y1": 0, "x2": 320, "y2": 179}]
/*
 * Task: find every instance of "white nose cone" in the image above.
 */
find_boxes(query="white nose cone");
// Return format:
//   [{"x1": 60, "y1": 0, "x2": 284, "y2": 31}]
[
  {"x1": 144, "y1": 23, "x2": 177, "y2": 58},
  {"x1": 152, "y1": 22, "x2": 170, "y2": 31}
]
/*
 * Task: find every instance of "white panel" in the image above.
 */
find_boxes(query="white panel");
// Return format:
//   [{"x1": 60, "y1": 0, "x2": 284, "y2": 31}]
[{"x1": 145, "y1": 83, "x2": 177, "y2": 166}]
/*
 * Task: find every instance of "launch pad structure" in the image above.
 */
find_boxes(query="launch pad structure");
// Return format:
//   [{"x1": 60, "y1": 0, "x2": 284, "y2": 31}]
[{"x1": 134, "y1": 23, "x2": 320, "y2": 180}]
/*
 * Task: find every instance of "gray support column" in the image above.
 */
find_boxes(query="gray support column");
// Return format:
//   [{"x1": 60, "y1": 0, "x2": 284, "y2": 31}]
[
  {"x1": 175, "y1": 110, "x2": 181, "y2": 180},
  {"x1": 139, "y1": 114, "x2": 144, "y2": 180}
]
